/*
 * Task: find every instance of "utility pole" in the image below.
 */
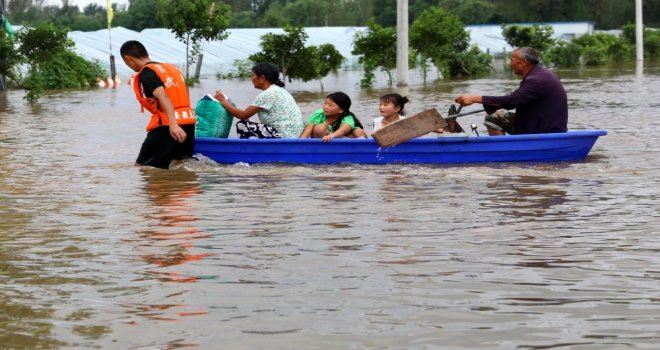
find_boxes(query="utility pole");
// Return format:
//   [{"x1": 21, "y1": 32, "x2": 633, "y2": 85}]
[
  {"x1": 396, "y1": 0, "x2": 408, "y2": 88},
  {"x1": 1, "y1": 0, "x2": 7, "y2": 91},
  {"x1": 635, "y1": 0, "x2": 643, "y2": 64}
]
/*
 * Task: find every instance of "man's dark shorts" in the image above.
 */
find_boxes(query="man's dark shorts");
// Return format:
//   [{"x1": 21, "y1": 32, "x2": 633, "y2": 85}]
[
  {"x1": 136, "y1": 124, "x2": 196, "y2": 169},
  {"x1": 484, "y1": 110, "x2": 516, "y2": 135}
]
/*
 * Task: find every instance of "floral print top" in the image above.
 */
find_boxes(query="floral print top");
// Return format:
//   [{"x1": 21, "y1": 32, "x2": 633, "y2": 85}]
[{"x1": 251, "y1": 85, "x2": 304, "y2": 138}]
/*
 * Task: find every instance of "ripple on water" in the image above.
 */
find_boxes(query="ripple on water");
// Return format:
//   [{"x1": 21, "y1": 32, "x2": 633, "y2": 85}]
[{"x1": 2, "y1": 68, "x2": 660, "y2": 349}]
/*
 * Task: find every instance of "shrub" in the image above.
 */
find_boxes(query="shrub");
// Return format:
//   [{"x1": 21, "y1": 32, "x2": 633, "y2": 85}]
[
  {"x1": 15, "y1": 22, "x2": 107, "y2": 102},
  {"x1": 573, "y1": 32, "x2": 633, "y2": 64},
  {"x1": 39, "y1": 50, "x2": 106, "y2": 89},
  {"x1": 546, "y1": 41, "x2": 583, "y2": 67},
  {"x1": 217, "y1": 59, "x2": 253, "y2": 79},
  {"x1": 443, "y1": 45, "x2": 493, "y2": 77}
]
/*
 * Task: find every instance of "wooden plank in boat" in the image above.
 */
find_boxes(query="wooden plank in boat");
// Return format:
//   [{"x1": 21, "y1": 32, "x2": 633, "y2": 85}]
[{"x1": 372, "y1": 108, "x2": 448, "y2": 147}]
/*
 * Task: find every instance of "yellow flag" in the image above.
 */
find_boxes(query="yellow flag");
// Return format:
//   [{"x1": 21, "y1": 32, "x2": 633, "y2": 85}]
[{"x1": 106, "y1": 0, "x2": 114, "y2": 29}]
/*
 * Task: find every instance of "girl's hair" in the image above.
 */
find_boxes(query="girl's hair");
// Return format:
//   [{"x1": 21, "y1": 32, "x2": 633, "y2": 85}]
[
  {"x1": 379, "y1": 93, "x2": 410, "y2": 115},
  {"x1": 252, "y1": 62, "x2": 285, "y2": 87},
  {"x1": 326, "y1": 92, "x2": 364, "y2": 130}
]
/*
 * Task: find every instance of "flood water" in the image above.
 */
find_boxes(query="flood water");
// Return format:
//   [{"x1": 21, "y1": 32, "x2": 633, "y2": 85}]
[{"x1": 1, "y1": 61, "x2": 660, "y2": 349}]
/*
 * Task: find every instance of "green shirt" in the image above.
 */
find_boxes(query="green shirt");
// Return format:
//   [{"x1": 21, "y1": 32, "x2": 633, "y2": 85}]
[{"x1": 306, "y1": 109, "x2": 357, "y2": 132}]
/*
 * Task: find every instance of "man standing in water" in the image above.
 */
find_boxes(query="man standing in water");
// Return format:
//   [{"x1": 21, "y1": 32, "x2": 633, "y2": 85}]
[
  {"x1": 120, "y1": 40, "x2": 196, "y2": 169},
  {"x1": 455, "y1": 47, "x2": 568, "y2": 135}
]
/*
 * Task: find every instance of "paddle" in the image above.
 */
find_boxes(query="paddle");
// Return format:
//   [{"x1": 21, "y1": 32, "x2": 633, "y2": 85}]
[{"x1": 372, "y1": 107, "x2": 485, "y2": 147}]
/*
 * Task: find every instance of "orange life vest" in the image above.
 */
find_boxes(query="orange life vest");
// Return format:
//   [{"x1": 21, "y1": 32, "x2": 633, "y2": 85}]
[{"x1": 132, "y1": 63, "x2": 196, "y2": 131}]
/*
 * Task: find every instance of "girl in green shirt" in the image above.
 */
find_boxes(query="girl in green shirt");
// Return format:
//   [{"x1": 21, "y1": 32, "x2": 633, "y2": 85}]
[{"x1": 300, "y1": 92, "x2": 367, "y2": 142}]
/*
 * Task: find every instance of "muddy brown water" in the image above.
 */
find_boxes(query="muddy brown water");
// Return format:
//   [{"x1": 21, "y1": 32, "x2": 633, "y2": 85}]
[{"x1": 1, "y1": 62, "x2": 660, "y2": 349}]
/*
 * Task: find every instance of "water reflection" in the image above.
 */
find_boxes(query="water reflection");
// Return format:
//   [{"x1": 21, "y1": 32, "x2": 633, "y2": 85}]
[
  {"x1": 119, "y1": 169, "x2": 210, "y2": 326},
  {"x1": 480, "y1": 174, "x2": 571, "y2": 219},
  {"x1": 2, "y1": 62, "x2": 660, "y2": 349},
  {"x1": 137, "y1": 168, "x2": 210, "y2": 272},
  {"x1": 395, "y1": 85, "x2": 409, "y2": 97},
  {"x1": 0, "y1": 249, "x2": 65, "y2": 349},
  {"x1": 636, "y1": 60, "x2": 644, "y2": 79},
  {"x1": 0, "y1": 91, "x2": 9, "y2": 113}
]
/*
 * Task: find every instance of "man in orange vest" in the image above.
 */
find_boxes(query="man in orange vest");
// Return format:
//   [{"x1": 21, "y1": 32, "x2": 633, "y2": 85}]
[{"x1": 120, "y1": 40, "x2": 196, "y2": 169}]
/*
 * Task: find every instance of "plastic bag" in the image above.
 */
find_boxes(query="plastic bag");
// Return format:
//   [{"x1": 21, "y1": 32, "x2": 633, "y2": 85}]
[{"x1": 195, "y1": 94, "x2": 234, "y2": 138}]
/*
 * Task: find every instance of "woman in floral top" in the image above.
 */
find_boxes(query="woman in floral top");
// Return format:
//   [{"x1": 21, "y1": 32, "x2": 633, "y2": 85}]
[{"x1": 214, "y1": 63, "x2": 304, "y2": 138}]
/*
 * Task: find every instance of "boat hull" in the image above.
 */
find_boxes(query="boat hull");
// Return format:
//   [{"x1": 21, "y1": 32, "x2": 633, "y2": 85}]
[{"x1": 194, "y1": 130, "x2": 607, "y2": 165}]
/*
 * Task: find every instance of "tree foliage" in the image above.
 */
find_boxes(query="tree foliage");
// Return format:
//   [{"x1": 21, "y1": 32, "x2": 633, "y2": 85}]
[
  {"x1": 293, "y1": 43, "x2": 344, "y2": 90},
  {"x1": 0, "y1": 31, "x2": 21, "y2": 80},
  {"x1": 545, "y1": 41, "x2": 583, "y2": 67},
  {"x1": 39, "y1": 50, "x2": 106, "y2": 89},
  {"x1": 428, "y1": 0, "x2": 495, "y2": 25},
  {"x1": 443, "y1": 45, "x2": 493, "y2": 78},
  {"x1": 545, "y1": 31, "x2": 638, "y2": 67},
  {"x1": 156, "y1": 0, "x2": 231, "y2": 82},
  {"x1": 622, "y1": 23, "x2": 660, "y2": 58},
  {"x1": 315, "y1": 44, "x2": 344, "y2": 80},
  {"x1": 13, "y1": 22, "x2": 105, "y2": 103},
  {"x1": 410, "y1": 7, "x2": 482, "y2": 80},
  {"x1": 573, "y1": 32, "x2": 633, "y2": 65},
  {"x1": 249, "y1": 25, "x2": 308, "y2": 83},
  {"x1": 17, "y1": 21, "x2": 71, "y2": 64},
  {"x1": 123, "y1": 0, "x2": 161, "y2": 31},
  {"x1": 281, "y1": 0, "x2": 329, "y2": 27},
  {"x1": 501, "y1": 24, "x2": 556, "y2": 53},
  {"x1": 5, "y1": 0, "x2": 660, "y2": 31},
  {"x1": 248, "y1": 26, "x2": 343, "y2": 88},
  {"x1": 351, "y1": 19, "x2": 397, "y2": 87},
  {"x1": 411, "y1": 7, "x2": 469, "y2": 59}
]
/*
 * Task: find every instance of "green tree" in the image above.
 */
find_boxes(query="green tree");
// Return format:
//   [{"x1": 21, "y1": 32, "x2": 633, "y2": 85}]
[
  {"x1": 82, "y1": 3, "x2": 104, "y2": 16},
  {"x1": 443, "y1": 45, "x2": 493, "y2": 77},
  {"x1": 314, "y1": 43, "x2": 343, "y2": 81},
  {"x1": 281, "y1": 0, "x2": 329, "y2": 27},
  {"x1": 229, "y1": 10, "x2": 256, "y2": 28},
  {"x1": 545, "y1": 40, "x2": 582, "y2": 67},
  {"x1": 39, "y1": 50, "x2": 105, "y2": 89},
  {"x1": 248, "y1": 26, "x2": 343, "y2": 88},
  {"x1": 217, "y1": 58, "x2": 253, "y2": 79},
  {"x1": 123, "y1": 0, "x2": 164, "y2": 31},
  {"x1": 248, "y1": 25, "x2": 308, "y2": 82},
  {"x1": 15, "y1": 22, "x2": 103, "y2": 102},
  {"x1": 0, "y1": 30, "x2": 21, "y2": 85},
  {"x1": 572, "y1": 32, "x2": 633, "y2": 65},
  {"x1": 69, "y1": 13, "x2": 106, "y2": 31},
  {"x1": 223, "y1": 0, "x2": 255, "y2": 12},
  {"x1": 545, "y1": 30, "x2": 634, "y2": 67},
  {"x1": 371, "y1": 0, "x2": 396, "y2": 27},
  {"x1": 257, "y1": 2, "x2": 286, "y2": 27},
  {"x1": 623, "y1": 23, "x2": 660, "y2": 58},
  {"x1": 429, "y1": 0, "x2": 496, "y2": 25},
  {"x1": 351, "y1": 19, "x2": 397, "y2": 87},
  {"x1": 291, "y1": 43, "x2": 343, "y2": 90},
  {"x1": 410, "y1": 6, "x2": 470, "y2": 81},
  {"x1": 501, "y1": 24, "x2": 556, "y2": 53},
  {"x1": 156, "y1": 0, "x2": 231, "y2": 82},
  {"x1": 7, "y1": 0, "x2": 660, "y2": 32},
  {"x1": 17, "y1": 22, "x2": 71, "y2": 102},
  {"x1": 341, "y1": 0, "x2": 375, "y2": 26}
]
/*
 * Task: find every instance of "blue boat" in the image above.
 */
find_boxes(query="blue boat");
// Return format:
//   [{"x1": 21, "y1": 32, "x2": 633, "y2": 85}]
[{"x1": 194, "y1": 130, "x2": 607, "y2": 165}]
